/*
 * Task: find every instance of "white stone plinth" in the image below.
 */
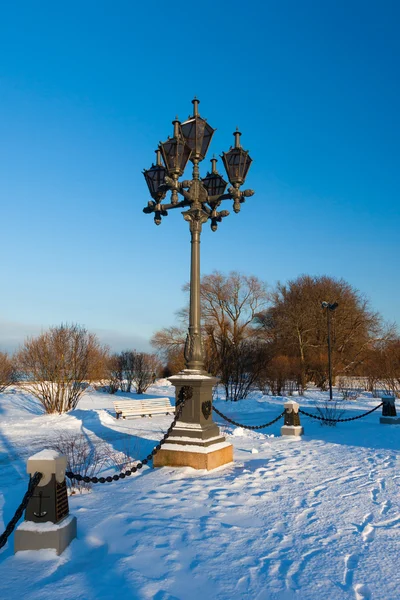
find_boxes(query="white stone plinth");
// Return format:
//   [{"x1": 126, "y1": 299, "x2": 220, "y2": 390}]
[
  {"x1": 281, "y1": 425, "x2": 304, "y2": 436},
  {"x1": 14, "y1": 515, "x2": 77, "y2": 555}
]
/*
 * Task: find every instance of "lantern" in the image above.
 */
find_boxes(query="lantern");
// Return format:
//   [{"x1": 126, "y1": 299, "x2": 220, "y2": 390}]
[
  {"x1": 221, "y1": 129, "x2": 252, "y2": 186},
  {"x1": 159, "y1": 118, "x2": 192, "y2": 177},
  {"x1": 142, "y1": 150, "x2": 167, "y2": 200},
  {"x1": 202, "y1": 157, "x2": 227, "y2": 197},
  {"x1": 180, "y1": 98, "x2": 215, "y2": 162}
]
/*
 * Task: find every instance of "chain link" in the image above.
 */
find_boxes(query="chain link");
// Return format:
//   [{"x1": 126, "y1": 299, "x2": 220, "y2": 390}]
[
  {"x1": 212, "y1": 406, "x2": 285, "y2": 430},
  {"x1": 299, "y1": 402, "x2": 383, "y2": 423},
  {"x1": 66, "y1": 398, "x2": 186, "y2": 484},
  {"x1": 0, "y1": 471, "x2": 43, "y2": 550}
]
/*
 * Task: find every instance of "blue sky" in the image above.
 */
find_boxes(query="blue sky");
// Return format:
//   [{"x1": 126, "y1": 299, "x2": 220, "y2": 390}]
[{"x1": 0, "y1": 0, "x2": 399, "y2": 352}]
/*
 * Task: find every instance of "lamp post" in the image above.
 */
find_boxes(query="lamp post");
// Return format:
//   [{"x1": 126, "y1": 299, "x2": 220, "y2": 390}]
[
  {"x1": 321, "y1": 301, "x2": 339, "y2": 401},
  {"x1": 142, "y1": 98, "x2": 254, "y2": 470}
]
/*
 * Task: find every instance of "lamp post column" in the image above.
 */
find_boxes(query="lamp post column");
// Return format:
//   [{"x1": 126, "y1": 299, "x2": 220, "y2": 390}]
[
  {"x1": 327, "y1": 308, "x2": 333, "y2": 401},
  {"x1": 183, "y1": 208, "x2": 208, "y2": 373},
  {"x1": 161, "y1": 189, "x2": 227, "y2": 459}
]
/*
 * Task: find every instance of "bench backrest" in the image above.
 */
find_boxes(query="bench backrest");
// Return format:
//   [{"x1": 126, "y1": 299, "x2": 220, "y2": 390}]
[{"x1": 113, "y1": 397, "x2": 173, "y2": 415}]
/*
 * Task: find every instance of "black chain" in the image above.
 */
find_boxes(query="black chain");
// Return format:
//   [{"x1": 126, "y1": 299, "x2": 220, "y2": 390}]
[
  {"x1": 66, "y1": 398, "x2": 186, "y2": 484},
  {"x1": 0, "y1": 471, "x2": 43, "y2": 550},
  {"x1": 299, "y1": 402, "x2": 383, "y2": 423},
  {"x1": 212, "y1": 406, "x2": 285, "y2": 430}
]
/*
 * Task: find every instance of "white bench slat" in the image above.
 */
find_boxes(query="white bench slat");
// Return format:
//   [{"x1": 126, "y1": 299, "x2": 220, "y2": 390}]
[{"x1": 113, "y1": 397, "x2": 174, "y2": 419}]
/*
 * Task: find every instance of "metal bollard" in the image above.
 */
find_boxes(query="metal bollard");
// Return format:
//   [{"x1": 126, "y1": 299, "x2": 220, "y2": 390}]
[
  {"x1": 14, "y1": 449, "x2": 77, "y2": 555},
  {"x1": 380, "y1": 395, "x2": 400, "y2": 425},
  {"x1": 281, "y1": 400, "x2": 304, "y2": 436}
]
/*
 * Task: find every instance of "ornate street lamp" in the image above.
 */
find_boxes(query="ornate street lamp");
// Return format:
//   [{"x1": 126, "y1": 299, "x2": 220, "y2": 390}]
[
  {"x1": 321, "y1": 301, "x2": 339, "y2": 401},
  {"x1": 142, "y1": 98, "x2": 254, "y2": 470}
]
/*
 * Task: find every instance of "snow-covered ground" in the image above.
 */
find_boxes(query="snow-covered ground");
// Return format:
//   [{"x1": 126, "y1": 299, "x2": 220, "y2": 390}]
[{"x1": 0, "y1": 382, "x2": 399, "y2": 600}]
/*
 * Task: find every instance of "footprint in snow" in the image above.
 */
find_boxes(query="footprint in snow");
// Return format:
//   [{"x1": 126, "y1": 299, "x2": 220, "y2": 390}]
[
  {"x1": 370, "y1": 487, "x2": 379, "y2": 504},
  {"x1": 361, "y1": 524, "x2": 375, "y2": 543},
  {"x1": 354, "y1": 583, "x2": 372, "y2": 599},
  {"x1": 293, "y1": 497, "x2": 307, "y2": 509},
  {"x1": 380, "y1": 499, "x2": 391, "y2": 515},
  {"x1": 308, "y1": 484, "x2": 327, "y2": 498},
  {"x1": 354, "y1": 513, "x2": 373, "y2": 533},
  {"x1": 342, "y1": 552, "x2": 359, "y2": 589}
]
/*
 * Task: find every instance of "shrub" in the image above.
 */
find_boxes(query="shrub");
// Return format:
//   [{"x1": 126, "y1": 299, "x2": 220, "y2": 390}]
[
  {"x1": 316, "y1": 398, "x2": 346, "y2": 426},
  {"x1": 17, "y1": 324, "x2": 109, "y2": 413},
  {"x1": 50, "y1": 432, "x2": 109, "y2": 493}
]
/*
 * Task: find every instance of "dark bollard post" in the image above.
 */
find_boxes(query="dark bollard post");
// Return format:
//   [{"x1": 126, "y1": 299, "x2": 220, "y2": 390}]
[
  {"x1": 380, "y1": 395, "x2": 400, "y2": 424},
  {"x1": 14, "y1": 450, "x2": 77, "y2": 555},
  {"x1": 281, "y1": 400, "x2": 304, "y2": 437}
]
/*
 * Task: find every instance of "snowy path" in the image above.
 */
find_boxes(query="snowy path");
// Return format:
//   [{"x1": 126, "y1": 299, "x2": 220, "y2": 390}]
[{"x1": 0, "y1": 387, "x2": 399, "y2": 599}]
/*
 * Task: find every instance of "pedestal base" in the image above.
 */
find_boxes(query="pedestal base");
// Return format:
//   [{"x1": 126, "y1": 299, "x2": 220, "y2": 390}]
[
  {"x1": 14, "y1": 515, "x2": 77, "y2": 555},
  {"x1": 153, "y1": 442, "x2": 233, "y2": 470},
  {"x1": 281, "y1": 425, "x2": 304, "y2": 436},
  {"x1": 380, "y1": 417, "x2": 400, "y2": 425}
]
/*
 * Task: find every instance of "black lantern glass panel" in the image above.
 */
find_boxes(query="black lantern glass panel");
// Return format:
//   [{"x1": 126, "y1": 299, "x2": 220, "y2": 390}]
[
  {"x1": 202, "y1": 171, "x2": 228, "y2": 197},
  {"x1": 181, "y1": 116, "x2": 215, "y2": 162},
  {"x1": 143, "y1": 162, "x2": 166, "y2": 200},
  {"x1": 221, "y1": 148, "x2": 252, "y2": 185},
  {"x1": 159, "y1": 136, "x2": 192, "y2": 177}
]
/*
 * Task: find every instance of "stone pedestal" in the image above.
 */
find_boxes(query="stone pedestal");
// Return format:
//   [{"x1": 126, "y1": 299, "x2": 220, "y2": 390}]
[
  {"x1": 281, "y1": 400, "x2": 304, "y2": 436},
  {"x1": 380, "y1": 417, "x2": 400, "y2": 424},
  {"x1": 153, "y1": 373, "x2": 233, "y2": 470},
  {"x1": 14, "y1": 515, "x2": 77, "y2": 555},
  {"x1": 14, "y1": 449, "x2": 77, "y2": 555}
]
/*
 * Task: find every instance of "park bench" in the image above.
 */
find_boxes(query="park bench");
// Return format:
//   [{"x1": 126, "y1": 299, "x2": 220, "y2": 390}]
[{"x1": 113, "y1": 397, "x2": 174, "y2": 419}]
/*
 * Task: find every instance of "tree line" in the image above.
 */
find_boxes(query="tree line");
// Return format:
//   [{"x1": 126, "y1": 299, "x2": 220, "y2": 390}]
[
  {"x1": 152, "y1": 271, "x2": 399, "y2": 400},
  {"x1": 0, "y1": 324, "x2": 160, "y2": 413},
  {"x1": 0, "y1": 271, "x2": 398, "y2": 409}
]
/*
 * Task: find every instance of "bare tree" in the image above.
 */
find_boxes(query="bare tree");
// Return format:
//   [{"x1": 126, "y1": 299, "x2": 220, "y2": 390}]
[
  {"x1": 255, "y1": 275, "x2": 382, "y2": 390},
  {"x1": 119, "y1": 350, "x2": 136, "y2": 392},
  {"x1": 219, "y1": 338, "x2": 269, "y2": 401},
  {"x1": 371, "y1": 338, "x2": 400, "y2": 397},
  {"x1": 0, "y1": 352, "x2": 17, "y2": 392},
  {"x1": 181, "y1": 270, "x2": 269, "y2": 345},
  {"x1": 151, "y1": 327, "x2": 186, "y2": 375},
  {"x1": 257, "y1": 354, "x2": 302, "y2": 396},
  {"x1": 17, "y1": 324, "x2": 109, "y2": 413},
  {"x1": 152, "y1": 271, "x2": 269, "y2": 386},
  {"x1": 100, "y1": 353, "x2": 122, "y2": 394},
  {"x1": 132, "y1": 352, "x2": 160, "y2": 394}
]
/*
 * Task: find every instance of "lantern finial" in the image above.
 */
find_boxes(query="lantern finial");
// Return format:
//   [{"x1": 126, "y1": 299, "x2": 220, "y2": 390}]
[
  {"x1": 173, "y1": 117, "x2": 180, "y2": 138},
  {"x1": 234, "y1": 128, "x2": 242, "y2": 148},
  {"x1": 192, "y1": 97, "x2": 200, "y2": 117}
]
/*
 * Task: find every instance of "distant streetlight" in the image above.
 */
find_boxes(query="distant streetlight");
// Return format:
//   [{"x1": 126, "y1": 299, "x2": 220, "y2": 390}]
[{"x1": 321, "y1": 301, "x2": 339, "y2": 400}]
